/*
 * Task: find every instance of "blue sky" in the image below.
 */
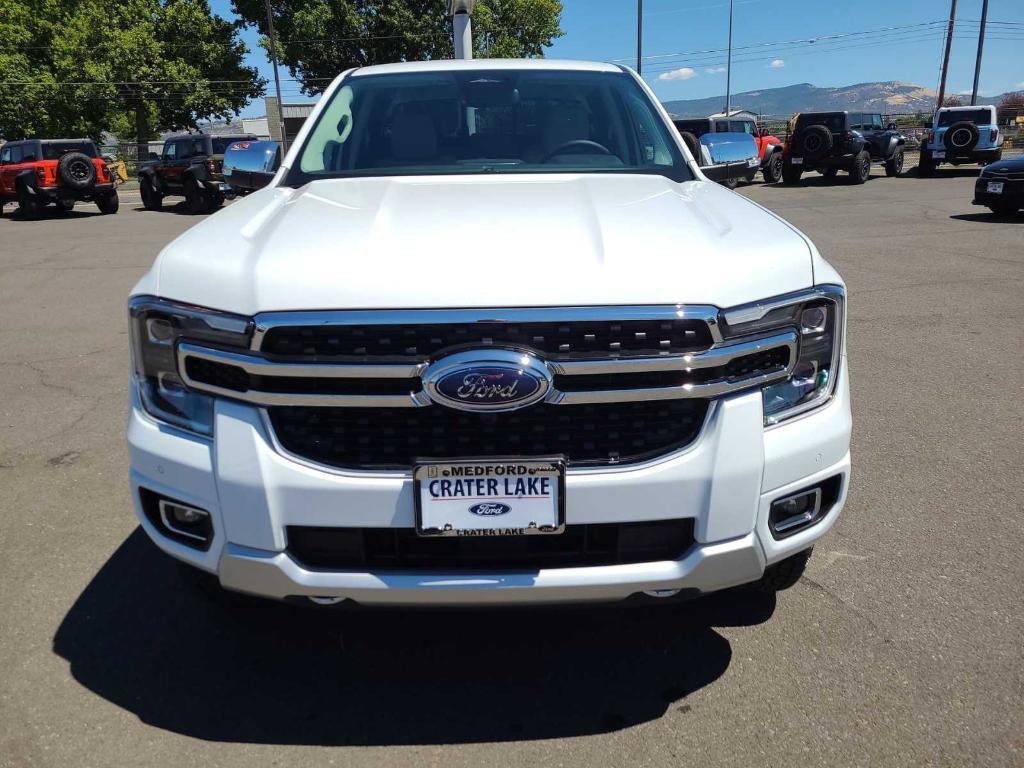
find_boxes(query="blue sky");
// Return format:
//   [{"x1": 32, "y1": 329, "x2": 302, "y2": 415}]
[{"x1": 211, "y1": 0, "x2": 1024, "y2": 118}]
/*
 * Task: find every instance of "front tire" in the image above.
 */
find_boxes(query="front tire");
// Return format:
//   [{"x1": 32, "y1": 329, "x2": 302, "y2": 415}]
[
  {"x1": 918, "y1": 151, "x2": 935, "y2": 176},
  {"x1": 721, "y1": 176, "x2": 738, "y2": 190},
  {"x1": 184, "y1": 177, "x2": 208, "y2": 214},
  {"x1": 56, "y1": 199, "x2": 75, "y2": 214},
  {"x1": 884, "y1": 147, "x2": 905, "y2": 177},
  {"x1": 848, "y1": 151, "x2": 871, "y2": 184},
  {"x1": 96, "y1": 191, "x2": 119, "y2": 215},
  {"x1": 18, "y1": 188, "x2": 42, "y2": 220},
  {"x1": 762, "y1": 153, "x2": 783, "y2": 184},
  {"x1": 140, "y1": 177, "x2": 162, "y2": 210}
]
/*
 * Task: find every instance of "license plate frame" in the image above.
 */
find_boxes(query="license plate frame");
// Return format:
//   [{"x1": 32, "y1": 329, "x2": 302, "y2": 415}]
[
  {"x1": 791, "y1": 157, "x2": 803, "y2": 165},
  {"x1": 413, "y1": 457, "x2": 566, "y2": 538},
  {"x1": 987, "y1": 181, "x2": 1004, "y2": 194},
  {"x1": 933, "y1": 151, "x2": 946, "y2": 159}
]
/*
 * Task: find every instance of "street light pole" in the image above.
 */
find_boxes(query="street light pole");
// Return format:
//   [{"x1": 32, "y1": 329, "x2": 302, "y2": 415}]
[
  {"x1": 449, "y1": 0, "x2": 476, "y2": 60},
  {"x1": 970, "y1": 0, "x2": 989, "y2": 106},
  {"x1": 265, "y1": 0, "x2": 287, "y2": 152},
  {"x1": 637, "y1": 0, "x2": 643, "y2": 76},
  {"x1": 724, "y1": 0, "x2": 734, "y2": 115}
]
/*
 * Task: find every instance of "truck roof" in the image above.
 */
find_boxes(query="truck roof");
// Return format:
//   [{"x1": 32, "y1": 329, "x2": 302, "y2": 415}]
[{"x1": 350, "y1": 58, "x2": 623, "y2": 78}]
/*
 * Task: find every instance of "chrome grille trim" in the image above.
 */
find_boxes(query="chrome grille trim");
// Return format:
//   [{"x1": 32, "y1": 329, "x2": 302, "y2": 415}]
[{"x1": 176, "y1": 330, "x2": 797, "y2": 408}]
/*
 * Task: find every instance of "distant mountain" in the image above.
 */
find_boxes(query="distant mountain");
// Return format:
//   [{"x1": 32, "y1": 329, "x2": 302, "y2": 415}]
[{"x1": 662, "y1": 81, "x2": 1013, "y2": 117}]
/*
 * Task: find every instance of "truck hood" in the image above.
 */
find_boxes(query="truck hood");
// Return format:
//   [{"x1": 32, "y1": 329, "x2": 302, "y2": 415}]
[{"x1": 151, "y1": 174, "x2": 816, "y2": 314}]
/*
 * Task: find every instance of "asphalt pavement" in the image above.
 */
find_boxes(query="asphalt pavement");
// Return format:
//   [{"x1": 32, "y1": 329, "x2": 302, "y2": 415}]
[{"x1": 1, "y1": 167, "x2": 1021, "y2": 767}]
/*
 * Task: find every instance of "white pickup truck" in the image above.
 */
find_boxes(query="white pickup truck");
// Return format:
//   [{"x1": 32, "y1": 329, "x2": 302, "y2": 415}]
[{"x1": 127, "y1": 59, "x2": 851, "y2": 608}]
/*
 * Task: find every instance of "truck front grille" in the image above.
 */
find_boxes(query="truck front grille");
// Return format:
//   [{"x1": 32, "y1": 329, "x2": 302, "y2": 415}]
[
  {"x1": 286, "y1": 519, "x2": 696, "y2": 571},
  {"x1": 268, "y1": 399, "x2": 710, "y2": 470}
]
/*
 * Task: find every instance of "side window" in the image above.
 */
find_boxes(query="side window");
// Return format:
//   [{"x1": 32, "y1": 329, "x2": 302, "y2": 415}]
[
  {"x1": 178, "y1": 140, "x2": 192, "y2": 160},
  {"x1": 732, "y1": 120, "x2": 755, "y2": 135},
  {"x1": 10, "y1": 146, "x2": 23, "y2": 163},
  {"x1": 715, "y1": 121, "x2": 729, "y2": 133},
  {"x1": 21, "y1": 144, "x2": 37, "y2": 161},
  {"x1": 192, "y1": 138, "x2": 206, "y2": 157},
  {"x1": 0, "y1": 146, "x2": 10, "y2": 164},
  {"x1": 163, "y1": 142, "x2": 177, "y2": 161},
  {"x1": 848, "y1": 113, "x2": 862, "y2": 130},
  {"x1": 871, "y1": 114, "x2": 883, "y2": 130}
]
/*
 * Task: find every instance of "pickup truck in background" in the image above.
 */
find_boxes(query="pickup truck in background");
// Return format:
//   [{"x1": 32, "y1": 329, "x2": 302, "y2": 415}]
[{"x1": 138, "y1": 133, "x2": 257, "y2": 213}]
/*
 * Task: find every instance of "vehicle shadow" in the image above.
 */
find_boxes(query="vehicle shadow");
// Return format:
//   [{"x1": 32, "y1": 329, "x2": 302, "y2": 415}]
[
  {"x1": 1, "y1": 207, "x2": 106, "y2": 221},
  {"x1": 131, "y1": 201, "x2": 206, "y2": 216},
  {"x1": 950, "y1": 211, "x2": 1024, "y2": 223},
  {"x1": 53, "y1": 529, "x2": 774, "y2": 746}
]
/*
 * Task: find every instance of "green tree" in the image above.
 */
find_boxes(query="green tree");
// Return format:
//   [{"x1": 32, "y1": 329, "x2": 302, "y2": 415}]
[
  {"x1": 0, "y1": 0, "x2": 265, "y2": 155},
  {"x1": 231, "y1": 0, "x2": 564, "y2": 96}
]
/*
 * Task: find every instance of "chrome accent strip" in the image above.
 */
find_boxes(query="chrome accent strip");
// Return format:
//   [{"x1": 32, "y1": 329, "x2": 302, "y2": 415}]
[
  {"x1": 722, "y1": 285, "x2": 844, "y2": 329},
  {"x1": 178, "y1": 341, "x2": 426, "y2": 379},
  {"x1": 771, "y1": 488, "x2": 823, "y2": 533},
  {"x1": 158, "y1": 500, "x2": 211, "y2": 543},
  {"x1": 250, "y1": 304, "x2": 723, "y2": 352},
  {"x1": 177, "y1": 331, "x2": 795, "y2": 407},
  {"x1": 549, "y1": 332, "x2": 795, "y2": 375}
]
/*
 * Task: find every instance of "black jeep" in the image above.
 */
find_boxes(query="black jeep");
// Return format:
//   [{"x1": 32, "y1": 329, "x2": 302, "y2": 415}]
[
  {"x1": 138, "y1": 133, "x2": 256, "y2": 214},
  {"x1": 782, "y1": 111, "x2": 906, "y2": 185}
]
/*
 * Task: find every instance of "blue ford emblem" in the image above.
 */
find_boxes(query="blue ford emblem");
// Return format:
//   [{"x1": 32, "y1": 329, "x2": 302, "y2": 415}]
[
  {"x1": 469, "y1": 502, "x2": 511, "y2": 516},
  {"x1": 424, "y1": 350, "x2": 552, "y2": 412}
]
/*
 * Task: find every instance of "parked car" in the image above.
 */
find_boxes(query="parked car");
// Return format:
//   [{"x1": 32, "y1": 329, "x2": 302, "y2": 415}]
[
  {"x1": 919, "y1": 105, "x2": 1003, "y2": 176},
  {"x1": 782, "y1": 111, "x2": 905, "y2": 184},
  {"x1": 673, "y1": 116, "x2": 784, "y2": 183},
  {"x1": 672, "y1": 120, "x2": 761, "y2": 188},
  {"x1": 221, "y1": 140, "x2": 281, "y2": 195},
  {"x1": 138, "y1": 133, "x2": 257, "y2": 213},
  {"x1": 972, "y1": 154, "x2": 1023, "y2": 215},
  {"x1": 0, "y1": 138, "x2": 118, "y2": 218},
  {"x1": 127, "y1": 60, "x2": 850, "y2": 609}
]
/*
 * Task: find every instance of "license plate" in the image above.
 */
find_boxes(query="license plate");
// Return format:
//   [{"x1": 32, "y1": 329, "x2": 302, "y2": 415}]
[
  {"x1": 791, "y1": 157, "x2": 803, "y2": 165},
  {"x1": 933, "y1": 151, "x2": 946, "y2": 159},
  {"x1": 987, "y1": 181, "x2": 1004, "y2": 194},
  {"x1": 414, "y1": 459, "x2": 565, "y2": 537}
]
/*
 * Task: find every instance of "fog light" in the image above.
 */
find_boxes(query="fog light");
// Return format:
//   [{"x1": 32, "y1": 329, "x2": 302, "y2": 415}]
[
  {"x1": 769, "y1": 487, "x2": 822, "y2": 536},
  {"x1": 800, "y1": 306, "x2": 827, "y2": 334},
  {"x1": 158, "y1": 499, "x2": 212, "y2": 544}
]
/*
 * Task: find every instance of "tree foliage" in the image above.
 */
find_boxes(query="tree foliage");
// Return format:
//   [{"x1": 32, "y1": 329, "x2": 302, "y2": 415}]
[
  {"x1": 0, "y1": 0, "x2": 265, "y2": 143},
  {"x1": 940, "y1": 94, "x2": 964, "y2": 108},
  {"x1": 231, "y1": 0, "x2": 564, "y2": 96},
  {"x1": 997, "y1": 91, "x2": 1024, "y2": 124}
]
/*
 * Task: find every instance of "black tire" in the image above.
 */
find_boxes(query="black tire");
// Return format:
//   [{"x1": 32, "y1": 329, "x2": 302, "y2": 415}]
[
  {"x1": 943, "y1": 121, "x2": 979, "y2": 153},
  {"x1": 56, "y1": 152, "x2": 97, "y2": 191},
  {"x1": 799, "y1": 125, "x2": 833, "y2": 160},
  {"x1": 56, "y1": 198, "x2": 75, "y2": 214},
  {"x1": 918, "y1": 151, "x2": 934, "y2": 176},
  {"x1": 752, "y1": 548, "x2": 813, "y2": 593},
  {"x1": 18, "y1": 187, "x2": 42, "y2": 220},
  {"x1": 205, "y1": 191, "x2": 224, "y2": 213},
  {"x1": 744, "y1": 172, "x2": 757, "y2": 184},
  {"x1": 140, "y1": 176, "x2": 162, "y2": 210},
  {"x1": 988, "y1": 202, "x2": 1020, "y2": 216},
  {"x1": 762, "y1": 152, "x2": 783, "y2": 184},
  {"x1": 184, "y1": 177, "x2": 208, "y2": 214},
  {"x1": 884, "y1": 147, "x2": 905, "y2": 177},
  {"x1": 96, "y1": 191, "x2": 119, "y2": 215},
  {"x1": 720, "y1": 176, "x2": 738, "y2": 190},
  {"x1": 820, "y1": 167, "x2": 838, "y2": 179},
  {"x1": 678, "y1": 131, "x2": 701, "y2": 160},
  {"x1": 781, "y1": 164, "x2": 802, "y2": 185},
  {"x1": 848, "y1": 150, "x2": 871, "y2": 184}
]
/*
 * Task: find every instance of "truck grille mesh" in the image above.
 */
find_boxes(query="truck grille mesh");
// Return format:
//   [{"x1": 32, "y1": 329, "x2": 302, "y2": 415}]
[{"x1": 268, "y1": 399, "x2": 710, "y2": 470}]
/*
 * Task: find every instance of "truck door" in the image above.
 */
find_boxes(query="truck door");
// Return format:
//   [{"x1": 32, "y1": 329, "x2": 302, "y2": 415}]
[{"x1": 160, "y1": 140, "x2": 183, "y2": 191}]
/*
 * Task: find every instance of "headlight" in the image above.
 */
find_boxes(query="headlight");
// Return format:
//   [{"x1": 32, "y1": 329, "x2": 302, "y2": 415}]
[
  {"x1": 722, "y1": 285, "x2": 844, "y2": 425},
  {"x1": 128, "y1": 296, "x2": 251, "y2": 435}
]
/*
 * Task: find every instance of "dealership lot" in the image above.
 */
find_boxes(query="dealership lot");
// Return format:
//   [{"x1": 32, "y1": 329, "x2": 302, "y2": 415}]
[{"x1": 0, "y1": 170, "x2": 1021, "y2": 766}]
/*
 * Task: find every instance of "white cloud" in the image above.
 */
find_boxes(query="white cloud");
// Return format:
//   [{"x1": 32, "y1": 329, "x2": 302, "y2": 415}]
[
  {"x1": 658, "y1": 67, "x2": 697, "y2": 81},
  {"x1": 706, "y1": 66, "x2": 727, "y2": 74},
  {"x1": 769, "y1": 59, "x2": 785, "y2": 69}
]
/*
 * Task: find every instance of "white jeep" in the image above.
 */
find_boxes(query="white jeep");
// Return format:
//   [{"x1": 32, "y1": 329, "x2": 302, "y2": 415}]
[{"x1": 127, "y1": 59, "x2": 851, "y2": 608}]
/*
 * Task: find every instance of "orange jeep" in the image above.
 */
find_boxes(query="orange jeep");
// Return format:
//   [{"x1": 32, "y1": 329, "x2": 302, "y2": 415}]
[{"x1": 0, "y1": 139, "x2": 118, "y2": 219}]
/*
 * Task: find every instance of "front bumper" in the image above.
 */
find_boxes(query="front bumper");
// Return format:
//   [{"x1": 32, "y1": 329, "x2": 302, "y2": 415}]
[
  {"x1": 128, "y1": 359, "x2": 852, "y2": 606},
  {"x1": 973, "y1": 177, "x2": 1024, "y2": 208}
]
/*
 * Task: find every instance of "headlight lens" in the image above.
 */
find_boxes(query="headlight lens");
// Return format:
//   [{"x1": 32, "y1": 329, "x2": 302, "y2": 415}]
[
  {"x1": 722, "y1": 286, "x2": 844, "y2": 425},
  {"x1": 128, "y1": 296, "x2": 251, "y2": 435}
]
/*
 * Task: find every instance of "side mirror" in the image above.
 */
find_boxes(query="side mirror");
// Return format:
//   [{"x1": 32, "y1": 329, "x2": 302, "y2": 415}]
[{"x1": 222, "y1": 140, "x2": 282, "y2": 192}]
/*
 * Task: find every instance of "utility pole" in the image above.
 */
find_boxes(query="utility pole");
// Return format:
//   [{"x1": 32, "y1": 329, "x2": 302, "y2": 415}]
[
  {"x1": 449, "y1": 0, "x2": 476, "y2": 59},
  {"x1": 637, "y1": 0, "x2": 643, "y2": 75},
  {"x1": 724, "y1": 0, "x2": 734, "y2": 115},
  {"x1": 970, "y1": 0, "x2": 989, "y2": 105},
  {"x1": 936, "y1": 0, "x2": 957, "y2": 110},
  {"x1": 265, "y1": 0, "x2": 287, "y2": 152}
]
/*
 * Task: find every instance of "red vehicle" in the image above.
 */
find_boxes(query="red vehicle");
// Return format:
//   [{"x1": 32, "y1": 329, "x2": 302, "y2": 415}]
[{"x1": 0, "y1": 139, "x2": 118, "y2": 218}]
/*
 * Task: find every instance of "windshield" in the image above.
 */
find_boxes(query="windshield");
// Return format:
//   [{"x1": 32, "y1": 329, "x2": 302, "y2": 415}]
[
  {"x1": 288, "y1": 69, "x2": 689, "y2": 183},
  {"x1": 937, "y1": 109, "x2": 991, "y2": 127},
  {"x1": 41, "y1": 141, "x2": 97, "y2": 160}
]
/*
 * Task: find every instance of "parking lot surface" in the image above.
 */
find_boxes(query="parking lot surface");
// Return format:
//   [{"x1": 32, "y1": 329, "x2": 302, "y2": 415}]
[{"x1": 1, "y1": 170, "x2": 1021, "y2": 767}]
